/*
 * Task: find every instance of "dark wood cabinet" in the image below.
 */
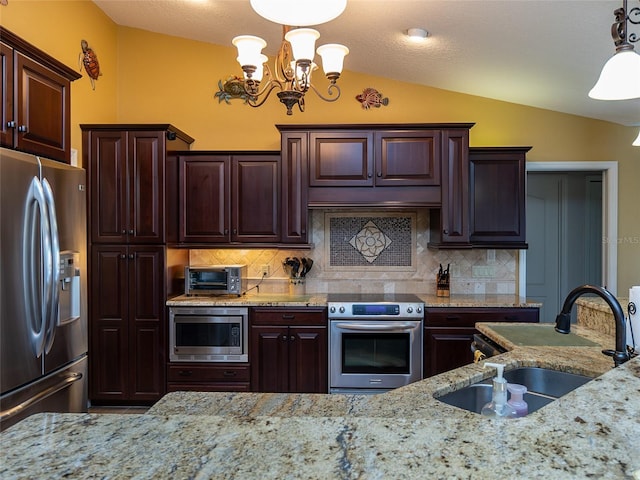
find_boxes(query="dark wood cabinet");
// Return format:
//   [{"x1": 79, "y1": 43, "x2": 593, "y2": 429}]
[
  {"x1": 177, "y1": 152, "x2": 281, "y2": 244},
  {"x1": 280, "y1": 132, "x2": 309, "y2": 244},
  {"x1": 90, "y1": 245, "x2": 166, "y2": 402},
  {"x1": 429, "y1": 129, "x2": 471, "y2": 248},
  {"x1": 277, "y1": 124, "x2": 467, "y2": 208},
  {"x1": 423, "y1": 307, "x2": 539, "y2": 377},
  {"x1": 1, "y1": 27, "x2": 81, "y2": 163},
  {"x1": 469, "y1": 147, "x2": 531, "y2": 248},
  {"x1": 250, "y1": 307, "x2": 327, "y2": 393},
  {"x1": 83, "y1": 124, "x2": 193, "y2": 404},
  {"x1": 167, "y1": 363, "x2": 250, "y2": 392}
]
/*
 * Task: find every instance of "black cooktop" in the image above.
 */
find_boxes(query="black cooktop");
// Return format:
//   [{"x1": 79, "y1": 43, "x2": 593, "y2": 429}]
[{"x1": 326, "y1": 293, "x2": 423, "y2": 304}]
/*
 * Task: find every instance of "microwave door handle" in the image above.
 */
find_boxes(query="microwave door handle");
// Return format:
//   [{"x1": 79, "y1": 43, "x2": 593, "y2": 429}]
[{"x1": 334, "y1": 323, "x2": 418, "y2": 332}]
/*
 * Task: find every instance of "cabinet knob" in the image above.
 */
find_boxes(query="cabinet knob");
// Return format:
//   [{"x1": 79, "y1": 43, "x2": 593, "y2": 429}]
[
  {"x1": 6, "y1": 121, "x2": 15, "y2": 128},
  {"x1": 290, "y1": 335, "x2": 295, "y2": 341},
  {"x1": 129, "y1": 254, "x2": 134, "y2": 259},
  {"x1": 233, "y1": 229, "x2": 237, "y2": 235},
  {"x1": 224, "y1": 229, "x2": 229, "y2": 235},
  {"x1": 17, "y1": 125, "x2": 27, "y2": 133},
  {"x1": 129, "y1": 229, "x2": 134, "y2": 235},
  {"x1": 443, "y1": 229, "x2": 449, "y2": 235},
  {"x1": 122, "y1": 229, "x2": 127, "y2": 235},
  {"x1": 281, "y1": 335, "x2": 287, "y2": 342},
  {"x1": 367, "y1": 173, "x2": 372, "y2": 178},
  {"x1": 120, "y1": 254, "x2": 126, "y2": 259},
  {"x1": 377, "y1": 172, "x2": 382, "y2": 177}
]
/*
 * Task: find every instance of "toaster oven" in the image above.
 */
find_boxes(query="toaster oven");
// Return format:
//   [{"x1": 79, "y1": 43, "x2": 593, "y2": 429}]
[{"x1": 185, "y1": 265, "x2": 247, "y2": 296}]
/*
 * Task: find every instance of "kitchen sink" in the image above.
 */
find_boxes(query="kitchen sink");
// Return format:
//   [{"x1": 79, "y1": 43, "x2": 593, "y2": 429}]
[{"x1": 435, "y1": 367, "x2": 593, "y2": 415}]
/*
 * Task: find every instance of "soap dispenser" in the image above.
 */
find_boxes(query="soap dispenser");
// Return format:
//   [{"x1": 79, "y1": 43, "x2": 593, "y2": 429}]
[
  {"x1": 481, "y1": 362, "x2": 516, "y2": 419},
  {"x1": 507, "y1": 383, "x2": 528, "y2": 417}
]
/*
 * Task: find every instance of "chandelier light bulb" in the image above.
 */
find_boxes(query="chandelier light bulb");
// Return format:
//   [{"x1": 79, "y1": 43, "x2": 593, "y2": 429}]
[
  {"x1": 232, "y1": 35, "x2": 267, "y2": 68},
  {"x1": 250, "y1": 0, "x2": 347, "y2": 26},
  {"x1": 589, "y1": 48, "x2": 640, "y2": 100},
  {"x1": 284, "y1": 28, "x2": 320, "y2": 62}
]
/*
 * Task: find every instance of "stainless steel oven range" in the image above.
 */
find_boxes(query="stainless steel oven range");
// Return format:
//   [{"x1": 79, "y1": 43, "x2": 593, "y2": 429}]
[{"x1": 328, "y1": 294, "x2": 424, "y2": 394}]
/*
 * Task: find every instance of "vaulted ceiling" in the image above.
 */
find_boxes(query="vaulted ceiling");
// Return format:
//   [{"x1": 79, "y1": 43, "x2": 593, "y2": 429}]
[{"x1": 94, "y1": 0, "x2": 640, "y2": 127}]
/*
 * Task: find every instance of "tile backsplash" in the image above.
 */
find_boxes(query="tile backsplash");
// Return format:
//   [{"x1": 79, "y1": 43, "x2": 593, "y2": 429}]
[{"x1": 189, "y1": 209, "x2": 518, "y2": 295}]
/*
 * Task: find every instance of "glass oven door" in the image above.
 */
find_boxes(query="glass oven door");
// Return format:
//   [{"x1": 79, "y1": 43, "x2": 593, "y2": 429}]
[{"x1": 329, "y1": 320, "x2": 422, "y2": 392}]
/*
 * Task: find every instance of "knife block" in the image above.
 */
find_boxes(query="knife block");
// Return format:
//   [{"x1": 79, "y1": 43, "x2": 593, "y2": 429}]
[{"x1": 436, "y1": 273, "x2": 450, "y2": 297}]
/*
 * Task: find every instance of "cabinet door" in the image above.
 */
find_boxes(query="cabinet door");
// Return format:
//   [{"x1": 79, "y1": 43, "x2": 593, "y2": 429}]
[
  {"x1": 89, "y1": 131, "x2": 128, "y2": 244},
  {"x1": 179, "y1": 155, "x2": 229, "y2": 243},
  {"x1": 128, "y1": 246, "x2": 166, "y2": 401},
  {"x1": 128, "y1": 131, "x2": 165, "y2": 244},
  {"x1": 309, "y1": 131, "x2": 374, "y2": 186},
  {"x1": 90, "y1": 246, "x2": 129, "y2": 400},
  {"x1": 289, "y1": 326, "x2": 327, "y2": 393},
  {"x1": 232, "y1": 155, "x2": 280, "y2": 243},
  {"x1": 374, "y1": 131, "x2": 440, "y2": 186},
  {"x1": 250, "y1": 326, "x2": 289, "y2": 392},
  {"x1": 431, "y1": 129, "x2": 470, "y2": 247},
  {"x1": 469, "y1": 148, "x2": 528, "y2": 246},
  {"x1": 280, "y1": 132, "x2": 308, "y2": 243},
  {"x1": 0, "y1": 42, "x2": 14, "y2": 148},
  {"x1": 15, "y1": 52, "x2": 71, "y2": 162},
  {"x1": 424, "y1": 327, "x2": 476, "y2": 378}
]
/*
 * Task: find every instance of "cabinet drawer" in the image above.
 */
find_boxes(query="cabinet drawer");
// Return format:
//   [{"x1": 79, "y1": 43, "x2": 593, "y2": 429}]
[
  {"x1": 425, "y1": 308, "x2": 539, "y2": 327},
  {"x1": 167, "y1": 382, "x2": 250, "y2": 392},
  {"x1": 167, "y1": 363, "x2": 250, "y2": 382},
  {"x1": 250, "y1": 307, "x2": 327, "y2": 326}
]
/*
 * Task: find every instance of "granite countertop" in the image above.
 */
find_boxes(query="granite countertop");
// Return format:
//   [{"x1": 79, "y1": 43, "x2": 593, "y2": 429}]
[
  {"x1": 167, "y1": 293, "x2": 541, "y2": 308},
  {"x1": 2, "y1": 323, "x2": 638, "y2": 479}
]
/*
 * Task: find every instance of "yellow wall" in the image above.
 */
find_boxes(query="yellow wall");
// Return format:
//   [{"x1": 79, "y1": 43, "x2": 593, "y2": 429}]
[{"x1": 2, "y1": 0, "x2": 639, "y2": 292}]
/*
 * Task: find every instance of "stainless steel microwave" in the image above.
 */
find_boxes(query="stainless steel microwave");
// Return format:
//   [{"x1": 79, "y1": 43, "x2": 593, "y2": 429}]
[
  {"x1": 169, "y1": 306, "x2": 249, "y2": 362},
  {"x1": 185, "y1": 265, "x2": 247, "y2": 296}
]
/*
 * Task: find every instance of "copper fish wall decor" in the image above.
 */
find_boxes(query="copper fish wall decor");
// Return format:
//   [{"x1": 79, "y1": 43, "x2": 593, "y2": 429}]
[
  {"x1": 79, "y1": 39, "x2": 101, "y2": 90},
  {"x1": 355, "y1": 87, "x2": 389, "y2": 109}
]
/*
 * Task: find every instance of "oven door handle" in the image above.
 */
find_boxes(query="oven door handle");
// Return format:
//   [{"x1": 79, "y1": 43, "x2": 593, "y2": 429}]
[{"x1": 334, "y1": 322, "x2": 419, "y2": 331}]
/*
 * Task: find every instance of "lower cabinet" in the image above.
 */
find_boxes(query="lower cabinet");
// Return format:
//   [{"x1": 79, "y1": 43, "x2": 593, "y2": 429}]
[
  {"x1": 89, "y1": 245, "x2": 166, "y2": 403},
  {"x1": 250, "y1": 307, "x2": 328, "y2": 393},
  {"x1": 167, "y1": 364, "x2": 250, "y2": 392},
  {"x1": 423, "y1": 307, "x2": 539, "y2": 378}
]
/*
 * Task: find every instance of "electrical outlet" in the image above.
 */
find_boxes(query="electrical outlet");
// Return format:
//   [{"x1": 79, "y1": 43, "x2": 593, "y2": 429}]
[
  {"x1": 472, "y1": 265, "x2": 496, "y2": 277},
  {"x1": 261, "y1": 265, "x2": 270, "y2": 276}
]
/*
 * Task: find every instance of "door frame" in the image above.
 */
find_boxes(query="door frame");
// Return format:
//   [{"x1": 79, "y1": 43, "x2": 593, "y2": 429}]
[{"x1": 520, "y1": 161, "x2": 618, "y2": 296}]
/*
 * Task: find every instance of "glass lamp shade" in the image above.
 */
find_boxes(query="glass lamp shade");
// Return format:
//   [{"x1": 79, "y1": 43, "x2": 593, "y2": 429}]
[
  {"x1": 316, "y1": 44, "x2": 349, "y2": 74},
  {"x1": 290, "y1": 61, "x2": 317, "y2": 83},
  {"x1": 284, "y1": 28, "x2": 320, "y2": 61},
  {"x1": 588, "y1": 49, "x2": 640, "y2": 100},
  {"x1": 240, "y1": 54, "x2": 268, "y2": 81},
  {"x1": 633, "y1": 129, "x2": 640, "y2": 147},
  {"x1": 232, "y1": 35, "x2": 267, "y2": 68},
  {"x1": 250, "y1": 0, "x2": 347, "y2": 26}
]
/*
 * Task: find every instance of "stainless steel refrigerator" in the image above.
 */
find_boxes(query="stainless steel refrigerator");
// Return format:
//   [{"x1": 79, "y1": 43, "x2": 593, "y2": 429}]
[{"x1": 0, "y1": 147, "x2": 88, "y2": 431}]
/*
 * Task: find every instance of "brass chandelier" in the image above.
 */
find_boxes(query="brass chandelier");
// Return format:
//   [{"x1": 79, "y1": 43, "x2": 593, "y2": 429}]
[{"x1": 231, "y1": 1, "x2": 349, "y2": 115}]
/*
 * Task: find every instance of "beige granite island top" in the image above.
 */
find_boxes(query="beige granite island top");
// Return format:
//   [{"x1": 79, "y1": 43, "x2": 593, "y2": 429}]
[{"x1": 2, "y1": 324, "x2": 638, "y2": 479}]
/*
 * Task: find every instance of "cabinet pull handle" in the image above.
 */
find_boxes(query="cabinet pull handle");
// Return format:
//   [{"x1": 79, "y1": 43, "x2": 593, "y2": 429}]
[
  {"x1": 17, "y1": 125, "x2": 27, "y2": 133},
  {"x1": 223, "y1": 371, "x2": 237, "y2": 377},
  {"x1": 446, "y1": 315, "x2": 461, "y2": 320},
  {"x1": 504, "y1": 315, "x2": 518, "y2": 321},
  {"x1": 178, "y1": 370, "x2": 193, "y2": 376},
  {"x1": 6, "y1": 121, "x2": 15, "y2": 128},
  {"x1": 281, "y1": 314, "x2": 295, "y2": 320}
]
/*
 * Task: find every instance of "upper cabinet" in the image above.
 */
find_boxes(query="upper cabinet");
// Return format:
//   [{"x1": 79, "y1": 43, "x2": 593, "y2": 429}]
[
  {"x1": 1, "y1": 27, "x2": 81, "y2": 163},
  {"x1": 175, "y1": 152, "x2": 281, "y2": 245},
  {"x1": 81, "y1": 124, "x2": 194, "y2": 244},
  {"x1": 277, "y1": 124, "x2": 470, "y2": 208},
  {"x1": 468, "y1": 146, "x2": 531, "y2": 248}
]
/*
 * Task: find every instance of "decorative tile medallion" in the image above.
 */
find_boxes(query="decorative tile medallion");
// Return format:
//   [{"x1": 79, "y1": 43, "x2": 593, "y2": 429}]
[{"x1": 325, "y1": 211, "x2": 416, "y2": 271}]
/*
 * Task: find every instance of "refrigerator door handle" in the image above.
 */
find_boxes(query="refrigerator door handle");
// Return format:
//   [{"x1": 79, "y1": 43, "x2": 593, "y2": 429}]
[
  {"x1": 22, "y1": 176, "x2": 51, "y2": 358},
  {"x1": 0, "y1": 372, "x2": 83, "y2": 423},
  {"x1": 41, "y1": 178, "x2": 60, "y2": 354}
]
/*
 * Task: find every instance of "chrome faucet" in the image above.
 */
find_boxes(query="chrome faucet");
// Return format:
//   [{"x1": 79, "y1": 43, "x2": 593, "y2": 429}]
[{"x1": 555, "y1": 284, "x2": 630, "y2": 367}]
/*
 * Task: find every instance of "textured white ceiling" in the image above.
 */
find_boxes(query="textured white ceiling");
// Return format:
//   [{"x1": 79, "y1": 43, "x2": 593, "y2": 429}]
[{"x1": 93, "y1": 0, "x2": 640, "y2": 126}]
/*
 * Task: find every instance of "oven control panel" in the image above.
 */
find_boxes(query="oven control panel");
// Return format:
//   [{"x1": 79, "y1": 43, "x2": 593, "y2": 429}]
[{"x1": 328, "y1": 302, "x2": 424, "y2": 319}]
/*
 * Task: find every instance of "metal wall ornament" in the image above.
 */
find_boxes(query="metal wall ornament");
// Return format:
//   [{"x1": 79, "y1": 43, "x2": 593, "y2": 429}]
[
  {"x1": 215, "y1": 76, "x2": 257, "y2": 104},
  {"x1": 355, "y1": 87, "x2": 389, "y2": 109},
  {"x1": 79, "y1": 39, "x2": 101, "y2": 90}
]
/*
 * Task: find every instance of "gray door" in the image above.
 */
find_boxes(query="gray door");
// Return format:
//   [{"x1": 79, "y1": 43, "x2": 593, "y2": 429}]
[{"x1": 526, "y1": 172, "x2": 602, "y2": 323}]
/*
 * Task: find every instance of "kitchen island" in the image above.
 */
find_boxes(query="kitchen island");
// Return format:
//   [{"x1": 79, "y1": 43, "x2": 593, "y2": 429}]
[{"x1": 2, "y1": 320, "x2": 638, "y2": 479}]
